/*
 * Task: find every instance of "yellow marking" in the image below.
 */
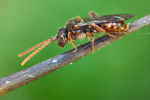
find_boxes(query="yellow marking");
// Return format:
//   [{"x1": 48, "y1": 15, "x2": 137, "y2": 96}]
[
  {"x1": 114, "y1": 26, "x2": 117, "y2": 29},
  {"x1": 107, "y1": 23, "x2": 111, "y2": 28}
]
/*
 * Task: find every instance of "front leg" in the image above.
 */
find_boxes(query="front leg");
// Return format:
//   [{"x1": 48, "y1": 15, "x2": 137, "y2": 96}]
[{"x1": 68, "y1": 32, "x2": 77, "y2": 53}]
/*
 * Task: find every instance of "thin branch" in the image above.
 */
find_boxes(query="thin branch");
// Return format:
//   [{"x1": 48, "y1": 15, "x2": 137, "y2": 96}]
[{"x1": 0, "y1": 15, "x2": 150, "y2": 96}]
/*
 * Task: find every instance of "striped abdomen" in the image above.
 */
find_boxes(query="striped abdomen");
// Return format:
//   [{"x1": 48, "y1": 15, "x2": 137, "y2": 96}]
[{"x1": 100, "y1": 21, "x2": 128, "y2": 33}]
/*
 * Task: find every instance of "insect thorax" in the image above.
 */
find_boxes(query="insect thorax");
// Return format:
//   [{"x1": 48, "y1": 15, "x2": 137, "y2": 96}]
[{"x1": 65, "y1": 18, "x2": 80, "y2": 30}]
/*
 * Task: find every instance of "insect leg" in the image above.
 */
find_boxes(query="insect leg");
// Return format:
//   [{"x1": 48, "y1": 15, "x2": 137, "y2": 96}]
[
  {"x1": 21, "y1": 36, "x2": 57, "y2": 66},
  {"x1": 89, "y1": 11, "x2": 99, "y2": 18},
  {"x1": 68, "y1": 32, "x2": 77, "y2": 53},
  {"x1": 86, "y1": 32, "x2": 94, "y2": 53},
  {"x1": 90, "y1": 23, "x2": 117, "y2": 38},
  {"x1": 88, "y1": 32, "x2": 99, "y2": 38},
  {"x1": 93, "y1": 33, "x2": 99, "y2": 38},
  {"x1": 73, "y1": 41, "x2": 82, "y2": 46}
]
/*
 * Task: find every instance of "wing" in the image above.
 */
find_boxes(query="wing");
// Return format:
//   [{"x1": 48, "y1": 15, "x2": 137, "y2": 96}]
[{"x1": 77, "y1": 14, "x2": 134, "y2": 26}]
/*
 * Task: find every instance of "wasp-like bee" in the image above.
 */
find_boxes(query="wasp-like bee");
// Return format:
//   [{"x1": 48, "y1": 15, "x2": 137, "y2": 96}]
[{"x1": 18, "y1": 11, "x2": 134, "y2": 66}]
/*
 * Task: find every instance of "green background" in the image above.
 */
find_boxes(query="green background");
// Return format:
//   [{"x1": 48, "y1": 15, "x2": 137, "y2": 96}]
[{"x1": 0, "y1": 0, "x2": 150, "y2": 100}]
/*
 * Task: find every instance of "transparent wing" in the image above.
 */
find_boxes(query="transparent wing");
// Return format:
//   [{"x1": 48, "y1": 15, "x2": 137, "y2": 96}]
[{"x1": 78, "y1": 14, "x2": 134, "y2": 26}]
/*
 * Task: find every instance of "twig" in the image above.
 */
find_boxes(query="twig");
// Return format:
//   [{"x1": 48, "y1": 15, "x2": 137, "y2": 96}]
[{"x1": 0, "y1": 15, "x2": 150, "y2": 97}]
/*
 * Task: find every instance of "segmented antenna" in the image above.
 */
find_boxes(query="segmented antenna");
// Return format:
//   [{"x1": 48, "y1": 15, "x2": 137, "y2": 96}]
[
  {"x1": 18, "y1": 36, "x2": 57, "y2": 66},
  {"x1": 18, "y1": 39, "x2": 51, "y2": 57}
]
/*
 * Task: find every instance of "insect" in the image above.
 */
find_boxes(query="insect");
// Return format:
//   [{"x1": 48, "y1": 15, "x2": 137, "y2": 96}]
[{"x1": 18, "y1": 11, "x2": 134, "y2": 66}]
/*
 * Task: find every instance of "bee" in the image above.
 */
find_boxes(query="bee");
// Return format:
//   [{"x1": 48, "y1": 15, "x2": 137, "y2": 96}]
[{"x1": 18, "y1": 11, "x2": 134, "y2": 66}]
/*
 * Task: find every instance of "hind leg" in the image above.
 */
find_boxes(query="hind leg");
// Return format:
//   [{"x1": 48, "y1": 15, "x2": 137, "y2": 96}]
[
  {"x1": 90, "y1": 23, "x2": 117, "y2": 38},
  {"x1": 89, "y1": 11, "x2": 99, "y2": 18}
]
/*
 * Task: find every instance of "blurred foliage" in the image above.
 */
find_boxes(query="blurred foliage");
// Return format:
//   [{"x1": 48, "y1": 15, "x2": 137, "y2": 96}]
[{"x1": 0, "y1": 0, "x2": 150, "y2": 100}]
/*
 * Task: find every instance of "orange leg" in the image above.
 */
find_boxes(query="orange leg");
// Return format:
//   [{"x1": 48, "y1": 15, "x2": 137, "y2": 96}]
[
  {"x1": 86, "y1": 32, "x2": 94, "y2": 53},
  {"x1": 73, "y1": 41, "x2": 82, "y2": 46},
  {"x1": 89, "y1": 32, "x2": 99, "y2": 38},
  {"x1": 20, "y1": 36, "x2": 57, "y2": 66},
  {"x1": 90, "y1": 23, "x2": 117, "y2": 38},
  {"x1": 89, "y1": 11, "x2": 99, "y2": 18},
  {"x1": 68, "y1": 32, "x2": 77, "y2": 53},
  {"x1": 93, "y1": 33, "x2": 99, "y2": 38}
]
